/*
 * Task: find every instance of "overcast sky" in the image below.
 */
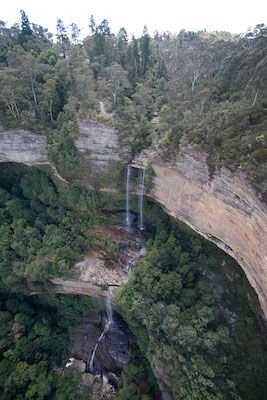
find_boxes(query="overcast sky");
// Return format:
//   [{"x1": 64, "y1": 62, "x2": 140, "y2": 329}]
[{"x1": 2, "y1": 0, "x2": 266, "y2": 38}]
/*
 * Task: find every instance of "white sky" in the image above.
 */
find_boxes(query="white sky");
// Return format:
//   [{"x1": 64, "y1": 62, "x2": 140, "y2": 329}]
[{"x1": 1, "y1": 0, "x2": 267, "y2": 38}]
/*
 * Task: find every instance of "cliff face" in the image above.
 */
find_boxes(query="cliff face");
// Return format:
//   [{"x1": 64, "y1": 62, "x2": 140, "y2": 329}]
[
  {"x1": 134, "y1": 148, "x2": 267, "y2": 319},
  {"x1": 0, "y1": 122, "x2": 266, "y2": 320},
  {"x1": 76, "y1": 119, "x2": 129, "y2": 173},
  {"x1": 0, "y1": 129, "x2": 47, "y2": 165}
]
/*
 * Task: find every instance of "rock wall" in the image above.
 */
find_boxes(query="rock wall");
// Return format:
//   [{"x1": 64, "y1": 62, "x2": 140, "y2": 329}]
[
  {"x1": 76, "y1": 119, "x2": 129, "y2": 173},
  {"x1": 0, "y1": 129, "x2": 47, "y2": 165},
  {"x1": 0, "y1": 123, "x2": 267, "y2": 320},
  {"x1": 134, "y1": 147, "x2": 267, "y2": 319},
  {"x1": 52, "y1": 278, "x2": 107, "y2": 298}
]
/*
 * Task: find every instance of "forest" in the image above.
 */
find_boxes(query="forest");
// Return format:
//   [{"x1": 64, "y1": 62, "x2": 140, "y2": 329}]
[
  {"x1": 0, "y1": 12, "x2": 266, "y2": 197},
  {"x1": 1, "y1": 167, "x2": 267, "y2": 399},
  {"x1": 0, "y1": 10, "x2": 267, "y2": 400}
]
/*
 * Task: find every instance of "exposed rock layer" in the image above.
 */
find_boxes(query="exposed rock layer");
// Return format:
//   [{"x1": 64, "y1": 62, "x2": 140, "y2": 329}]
[
  {"x1": 150, "y1": 149, "x2": 267, "y2": 319},
  {"x1": 0, "y1": 129, "x2": 47, "y2": 165},
  {"x1": 76, "y1": 119, "x2": 129, "y2": 173},
  {"x1": 0, "y1": 124, "x2": 266, "y2": 320},
  {"x1": 51, "y1": 278, "x2": 107, "y2": 298}
]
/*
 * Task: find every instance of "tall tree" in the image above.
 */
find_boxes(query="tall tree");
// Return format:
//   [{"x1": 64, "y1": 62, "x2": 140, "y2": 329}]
[
  {"x1": 70, "y1": 22, "x2": 81, "y2": 56},
  {"x1": 20, "y1": 10, "x2": 32, "y2": 37},
  {"x1": 93, "y1": 19, "x2": 112, "y2": 65},
  {"x1": 70, "y1": 23, "x2": 80, "y2": 45},
  {"x1": 127, "y1": 36, "x2": 140, "y2": 81},
  {"x1": 89, "y1": 14, "x2": 96, "y2": 35},
  {"x1": 140, "y1": 26, "x2": 150, "y2": 75},
  {"x1": 99, "y1": 62, "x2": 129, "y2": 105},
  {"x1": 116, "y1": 27, "x2": 128, "y2": 66},
  {"x1": 56, "y1": 19, "x2": 69, "y2": 58}
]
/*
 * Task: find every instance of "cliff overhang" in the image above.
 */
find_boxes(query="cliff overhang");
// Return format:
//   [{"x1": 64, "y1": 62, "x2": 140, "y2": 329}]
[{"x1": 0, "y1": 121, "x2": 266, "y2": 320}]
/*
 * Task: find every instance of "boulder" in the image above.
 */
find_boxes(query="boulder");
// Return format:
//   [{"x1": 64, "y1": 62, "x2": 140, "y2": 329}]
[
  {"x1": 82, "y1": 373, "x2": 96, "y2": 387},
  {"x1": 66, "y1": 358, "x2": 86, "y2": 373},
  {"x1": 11, "y1": 323, "x2": 25, "y2": 340}
]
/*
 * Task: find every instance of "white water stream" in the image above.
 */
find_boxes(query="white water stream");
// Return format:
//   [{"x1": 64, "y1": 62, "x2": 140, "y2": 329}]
[{"x1": 89, "y1": 287, "x2": 114, "y2": 373}]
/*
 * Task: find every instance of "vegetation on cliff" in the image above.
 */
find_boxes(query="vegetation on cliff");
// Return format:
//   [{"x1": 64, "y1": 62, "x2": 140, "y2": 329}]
[
  {"x1": 0, "y1": 166, "x2": 157, "y2": 399},
  {"x1": 0, "y1": 10, "x2": 267, "y2": 400},
  {"x1": 0, "y1": 291, "x2": 95, "y2": 399},
  {"x1": 119, "y1": 201, "x2": 267, "y2": 399},
  {"x1": 0, "y1": 167, "x2": 104, "y2": 292},
  {"x1": 0, "y1": 163, "x2": 267, "y2": 399},
  {"x1": 0, "y1": 13, "x2": 266, "y2": 196}
]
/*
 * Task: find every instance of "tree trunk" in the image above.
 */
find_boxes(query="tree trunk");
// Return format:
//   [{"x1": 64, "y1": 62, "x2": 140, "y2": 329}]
[
  {"x1": 0, "y1": 95, "x2": 18, "y2": 118},
  {"x1": 49, "y1": 98, "x2": 54, "y2": 123},
  {"x1": 252, "y1": 90, "x2": 259, "y2": 106},
  {"x1": 29, "y1": 67, "x2": 38, "y2": 108}
]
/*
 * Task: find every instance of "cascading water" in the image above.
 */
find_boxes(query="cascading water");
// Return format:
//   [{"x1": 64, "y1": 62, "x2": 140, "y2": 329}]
[
  {"x1": 88, "y1": 287, "x2": 114, "y2": 373},
  {"x1": 138, "y1": 168, "x2": 146, "y2": 231},
  {"x1": 125, "y1": 165, "x2": 131, "y2": 229},
  {"x1": 89, "y1": 327, "x2": 106, "y2": 373},
  {"x1": 125, "y1": 246, "x2": 146, "y2": 274},
  {"x1": 106, "y1": 287, "x2": 113, "y2": 326}
]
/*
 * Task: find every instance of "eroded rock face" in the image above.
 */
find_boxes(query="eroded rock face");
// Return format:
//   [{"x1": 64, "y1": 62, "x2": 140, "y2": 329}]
[
  {"x1": 51, "y1": 278, "x2": 107, "y2": 298},
  {"x1": 51, "y1": 223, "x2": 145, "y2": 296},
  {"x1": 0, "y1": 129, "x2": 47, "y2": 165},
  {"x1": 0, "y1": 123, "x2": 267, "y2": 322},
  {"x1": 76, "y1": 119, "x2": 130, "y2": 173},
  {"x1": 133, "y1": 147, "x2": 267, "y2": 320}
]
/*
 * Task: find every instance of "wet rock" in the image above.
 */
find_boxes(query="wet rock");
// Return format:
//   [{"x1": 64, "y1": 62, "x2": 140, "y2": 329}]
[
  {"x1": 11, "y1": 323, "x2": 25, "y2": 340},
  {"x1": 100, "y1": 374, "x2": 116, "y2": 397},
  {"x1": 82, "y1": 372, "x2": 96, "y2": 387},
  {"x1": 72, "y1": 313, "x2": 137, "y2": 374},
  {"x1": 72, "y1": 312, "x2": 105, "y2": 362},
  {"x1": 66, "y1": 358, "x2": 86, "y2": 373},
  {"x1": 105, "y1": 373, "x2": 119, "y2": 389},
  {"x1": 153, "y1": 361, "x2": 173, "y2": 400}
]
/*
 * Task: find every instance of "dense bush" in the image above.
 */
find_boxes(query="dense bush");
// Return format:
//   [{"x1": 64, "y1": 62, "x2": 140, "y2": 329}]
[
  {"x1": 0, "y1": 291, "x2": 94, "y2": 400},
  {"x1": 0, "y1": 168, "x2": 102, "y2": 291},
  {"x1": 118, "y1": 202, "x2": 267, "y2": 399}
]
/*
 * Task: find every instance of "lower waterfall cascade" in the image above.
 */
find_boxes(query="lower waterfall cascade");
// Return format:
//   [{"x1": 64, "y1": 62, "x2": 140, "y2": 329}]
[{"x1": 88, "y1": 287, "x2": 114, "y2": 373}]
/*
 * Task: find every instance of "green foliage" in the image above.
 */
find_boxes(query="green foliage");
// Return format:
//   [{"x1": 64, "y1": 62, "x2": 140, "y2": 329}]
[
  {"x1": 0, "y1": 168, "x2": 100, "y2": 290},
  {"x1": 118, "y1": 201, "x2": 267, "y2": 399},
  {"x1": 47, "y1": 122, "x2": 82, "y2": 180},
  {"x1": 1, "y1": 15, "x2": 265, "y2": 196},
  {"x1": 117, "y1": 351, "x2": 159, "y2": 400},
  {"x1": 0, "y1": 291, "x2": 93, "y2": 399},
  {"x1": 90, "y1": 160, "x2": 126, "y2": 190}
]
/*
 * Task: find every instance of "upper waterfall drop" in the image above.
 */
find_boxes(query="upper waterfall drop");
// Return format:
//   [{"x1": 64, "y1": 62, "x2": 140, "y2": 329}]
[
  {"x1": 138, "y1": 168, "x2": 146, "y2": 231},
  {"x1": 125, "y1": 165, "x2": 132, "y2": 229}
]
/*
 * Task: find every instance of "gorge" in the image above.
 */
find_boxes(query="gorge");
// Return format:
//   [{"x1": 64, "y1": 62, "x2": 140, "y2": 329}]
[
  {"x1": 0, "y1": 16, "x2": 266, "y2": 399},
  {"x1": 0, "y1": 122, "x2": 266, "y2": 321}
]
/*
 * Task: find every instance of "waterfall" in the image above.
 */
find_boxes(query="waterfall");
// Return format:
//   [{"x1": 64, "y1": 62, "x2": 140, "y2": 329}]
[
  {"x1": 88, "y1": 287, "x2": 113, "y2": 373},
  {"x1": 89, "y1": 327, "x2": 106, "y2": 373},
  {"x1": 106, "y1": 287, "x2": 113, "y2": 326},
  {"x1": 126, "y1": 165, "x2": 131, "y2": 229},
  {"x1": 138, "y1": 168, "x2": 146, "y2": 231}
]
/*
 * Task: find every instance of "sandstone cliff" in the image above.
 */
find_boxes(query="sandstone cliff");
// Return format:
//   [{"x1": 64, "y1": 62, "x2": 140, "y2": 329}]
[
  {"x1": 0, "y1": 122, "x2": 266, "y2": 320},
  {"x1": 0, "y1": 129, "x2": 47, "y2": 165},
  {"x1": 133, "y1": 148, "x2": 267, "y2": 320}
]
